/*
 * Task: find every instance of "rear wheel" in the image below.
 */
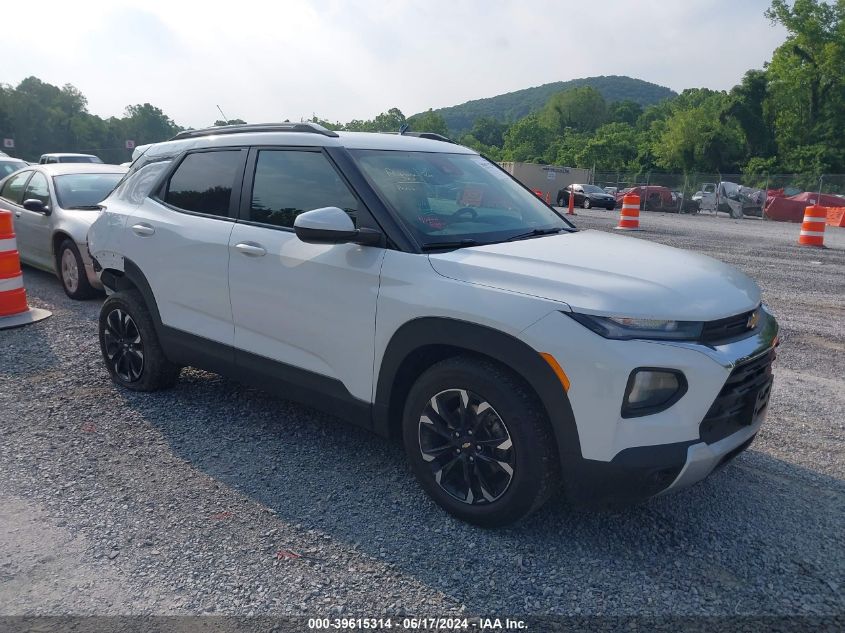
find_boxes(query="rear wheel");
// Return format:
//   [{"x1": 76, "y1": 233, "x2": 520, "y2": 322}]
[
  {"x1": 402, "y1": 356, "x2": 560, "y2": 527},
  {"x1": 582, "y1": 197, "x2": 592, "y2": 209},
  {"x1": 99, "y1": 290, "x2": 180, "y2": 391},
  {"x1": 58, "y1": 239, "x2": 97, "y2": 300}
]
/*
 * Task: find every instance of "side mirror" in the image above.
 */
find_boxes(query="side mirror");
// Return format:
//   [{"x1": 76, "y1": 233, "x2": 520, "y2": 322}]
[
  {"x1": 294, "y1": 207, "x2": 381, "y2": 246},
  {"x1": 23, "y1": 199, "x2": 50, "y2": 215}
]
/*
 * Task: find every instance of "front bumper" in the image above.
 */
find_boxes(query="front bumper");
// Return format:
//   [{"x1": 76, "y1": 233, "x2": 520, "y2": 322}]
[
  {"x1": 78, "y1": 241, "x2": 104, "y2": 289},
  {"x1": 519, "y1": 305, "x2": 778, "y2": 504},
  {"x1": 565, "y1": 413, "x2": 763, "y2": 505},
  {"x1": 661, "y1": 413, "x2": 762, "y2": 494}
]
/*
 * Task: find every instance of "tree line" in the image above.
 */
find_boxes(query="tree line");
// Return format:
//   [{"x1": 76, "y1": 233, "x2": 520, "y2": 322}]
[
  {"x1": 2, "y1": 0, "x2": 841, "y2": 183},
  {"x1": 0, "y1": 78, "x2": 182, "y2": 164}
]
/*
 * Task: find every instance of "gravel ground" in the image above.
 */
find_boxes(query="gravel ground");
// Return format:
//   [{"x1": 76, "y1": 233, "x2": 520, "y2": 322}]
[{"x1": 0, "y1": 210, "x2": 843, "y2": 618}]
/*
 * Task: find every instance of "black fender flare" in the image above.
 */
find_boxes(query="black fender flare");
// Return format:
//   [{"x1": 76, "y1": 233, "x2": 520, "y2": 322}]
[
  {"x1": 374, "y1": 317, "x2": 582, "y2": 465},
  {"x1": 101, "y1": 258, "x2": 164, "y2": 329}
]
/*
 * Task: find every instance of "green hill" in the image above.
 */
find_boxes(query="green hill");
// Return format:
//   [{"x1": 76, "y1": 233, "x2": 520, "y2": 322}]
[{"x1": 426, "y1": 75, "x2": 677, "y2": 135}]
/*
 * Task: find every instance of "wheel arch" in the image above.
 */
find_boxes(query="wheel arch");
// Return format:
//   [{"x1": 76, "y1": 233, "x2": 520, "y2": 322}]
[
  {"x1": 51, "y1": 231, "x2": 76, "y2": 273},
  {"x1": 100, "y1": 258, "x2": 163, "y2": 329},
  {"x1": 374, "y1": 317, "x2": 582, "y2": 465}
]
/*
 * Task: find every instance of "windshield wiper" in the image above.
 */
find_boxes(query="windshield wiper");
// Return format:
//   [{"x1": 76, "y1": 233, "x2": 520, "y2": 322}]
[
  {"x1": 420, "y1": 239, "x2": 480, "y2": 251},
  {"x1": 504, "y1": 227, "x2": 565, "y2": 242},
  {"x1": 66, "y1": 205, "x2": 102, "y2": 210}
]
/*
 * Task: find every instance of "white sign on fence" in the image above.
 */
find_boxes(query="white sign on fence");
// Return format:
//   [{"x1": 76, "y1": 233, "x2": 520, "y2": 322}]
[
  {"x1": 125, "y1": 140, "x2": 135, "y2": 150},
  {"x1": 2, "y1": 138, "x2": 14, "y2": 149}
]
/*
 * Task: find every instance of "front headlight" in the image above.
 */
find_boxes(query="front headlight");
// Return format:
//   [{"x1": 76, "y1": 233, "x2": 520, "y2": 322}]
[{"x1": 567, "y1": 312, "x2": 704, "y2": 341}]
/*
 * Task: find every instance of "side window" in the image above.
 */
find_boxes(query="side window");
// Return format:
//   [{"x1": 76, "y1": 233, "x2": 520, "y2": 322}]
[
  {"x1": 249, "y1": 150, "x2": 359, "y2": 228},
  {"x1": 1, "y1": 170, "x2": 32, "y2": 204},
  {"x1": 114, "y1": 160, "x2": 172, "y2": 205},
  {"x1": 22, "y1": 172, "x2": 51, "y2": 207},
  {"x1": 164, "y1": 150, "x2": 242, "y2": 217}
]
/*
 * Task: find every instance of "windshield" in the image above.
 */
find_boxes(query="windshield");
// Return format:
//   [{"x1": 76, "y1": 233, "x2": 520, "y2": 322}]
[
  {"x1": 0, "y1": 160, "x2": 26, "y2": 178},
  {"x1": 53, "y1": 173, "x2": 124, "y2": 208},
  {"x1": 581, "y1": 185, "x2": 605, "y2": 194},
  {"x1": 350, "y1": 150, "x2": 571, "y2": 247}
]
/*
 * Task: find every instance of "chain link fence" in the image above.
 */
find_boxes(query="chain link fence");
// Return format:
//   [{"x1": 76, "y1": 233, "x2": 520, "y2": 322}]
[{"x1": 590, "y1": 171, "x2": 845, "y2": 219}]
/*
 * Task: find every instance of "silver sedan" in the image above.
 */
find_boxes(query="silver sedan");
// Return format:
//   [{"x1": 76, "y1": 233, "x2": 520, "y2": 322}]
[{"x1": 0, "y1": 163, "x2": 127, "y2": 299}]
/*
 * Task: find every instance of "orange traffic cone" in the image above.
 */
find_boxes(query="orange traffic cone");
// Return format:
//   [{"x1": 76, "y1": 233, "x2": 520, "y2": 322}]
[
  {"x1": 567, "y1": 191, "x2": 576, "y2": 216},
  {"x1": 797, "y1": 205, "x2": 827, "y2": 247},
  {"x1": 545, "y1": 191, "x2": 551, "y2": 205},
  {"x1": 0, "y1": 209, "x2": 51, "y2": 329},
  {"x1": 615, "y1": 194, "x2": 641, "y2": 231}
]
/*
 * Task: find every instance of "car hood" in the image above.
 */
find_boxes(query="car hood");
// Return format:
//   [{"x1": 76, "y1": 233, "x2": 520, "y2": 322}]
[{"x1": 427, "y1": 230, "x2": 760, "y2": 321}]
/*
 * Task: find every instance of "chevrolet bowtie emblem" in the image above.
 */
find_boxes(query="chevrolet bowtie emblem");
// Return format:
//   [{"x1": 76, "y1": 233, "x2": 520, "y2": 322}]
[{"x1": 747, "y1": 310, "x2": 760, "y2": 330}]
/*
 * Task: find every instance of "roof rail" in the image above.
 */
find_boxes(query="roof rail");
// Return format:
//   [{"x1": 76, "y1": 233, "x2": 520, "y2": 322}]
[
  {"x1": 383, "y1": 131, "x2": 456, "y2": 144},
  {"x1": 170, "y1": 122, "x2": 339, "y2": 141}
]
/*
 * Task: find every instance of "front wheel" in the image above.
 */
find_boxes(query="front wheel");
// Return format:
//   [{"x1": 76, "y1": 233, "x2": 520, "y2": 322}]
[
  {"x1": 58, "y1": 239, "x2": 97, "y2": 300},
  {"x1": 402, "y1": 356, "x2": 560, "y2": 527},
  {"x1": 99, "y1": 290, "x2": 181, "y2": 391}
]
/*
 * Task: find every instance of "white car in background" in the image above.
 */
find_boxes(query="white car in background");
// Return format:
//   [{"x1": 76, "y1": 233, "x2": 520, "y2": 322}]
[
  {"x1": 0, "y1": 163, "x2": 127, "y2": 298},
  {"x1": 39, "y1": 153, "x2": 104, "y2": 165}
]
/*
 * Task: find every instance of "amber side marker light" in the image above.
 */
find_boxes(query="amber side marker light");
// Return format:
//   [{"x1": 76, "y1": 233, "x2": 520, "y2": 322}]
[{"x1": 540, "y1": 353, "x2": 571, "y2": 392}]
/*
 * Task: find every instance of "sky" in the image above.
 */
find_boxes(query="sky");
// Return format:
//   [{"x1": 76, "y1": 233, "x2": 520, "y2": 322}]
[{"x1": 3, "y1": 0, "x2": 787, "y2": 129}]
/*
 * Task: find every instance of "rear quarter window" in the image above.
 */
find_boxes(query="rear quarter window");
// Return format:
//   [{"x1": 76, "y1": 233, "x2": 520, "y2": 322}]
[{"x1": 163, "y1": 150, "x2": 243, "y2": 217}]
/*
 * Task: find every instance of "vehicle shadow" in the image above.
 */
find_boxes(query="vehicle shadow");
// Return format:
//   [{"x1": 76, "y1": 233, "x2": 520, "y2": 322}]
[
  {"x1": 0, "y1": 266, "x2": 101, "y2": 379},
  {"x1": 123, "y1": 369, "x2": 844, "y2": 616}
]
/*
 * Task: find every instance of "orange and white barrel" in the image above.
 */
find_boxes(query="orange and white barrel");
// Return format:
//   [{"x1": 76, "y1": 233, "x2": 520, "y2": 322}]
[
  {"x1": 797, "y1": 205, "x2": 827, "y2": 247},
  {"x1": 615, "y1": 194, "x2": 641, "y2": 231},
  {"x1": 0, "y1": 209, "x2": 51, "y2": 329}
]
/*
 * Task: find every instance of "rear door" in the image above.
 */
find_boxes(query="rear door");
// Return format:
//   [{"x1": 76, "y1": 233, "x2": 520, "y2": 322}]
[
  {"x1": 123, "y1": 148, "x2": 247, "y2": 350},
  {"x1": 227, "y1": 147, "x2": 385, "y2": 405}
]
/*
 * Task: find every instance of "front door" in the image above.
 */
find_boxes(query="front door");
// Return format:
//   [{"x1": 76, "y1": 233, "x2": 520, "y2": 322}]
[
  {"x1": 228, "y1": 148, "x2": 385, "y2": 404},
  {"x1": 16, "y1": 172, "x2": 54, "y2": 269}
]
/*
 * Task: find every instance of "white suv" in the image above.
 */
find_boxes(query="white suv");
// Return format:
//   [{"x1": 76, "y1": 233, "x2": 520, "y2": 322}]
[{"x1": 88, "y1": 123, "x2": 778, "y2": 526}]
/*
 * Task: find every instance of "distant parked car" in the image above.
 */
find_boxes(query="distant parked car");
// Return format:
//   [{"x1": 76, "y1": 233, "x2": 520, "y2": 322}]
[
  {"x1": 0, "y1": 157, "x2": 27, "y2": 178},
  {"x1": 556, "y1": 184, "x2": 616, "y2": 209},
  {"x1": 0, "y1": 163, "x2": 127, "y2": 298},
  {"x1": 39, "y1": 153, "x2": 104, "y2": 165},
  {"x1": 615, "y1": 186, "x2": 677, "y2": 212},
  {"x1": 603, "y1": 186, "x2": 618, "y2": 196}
]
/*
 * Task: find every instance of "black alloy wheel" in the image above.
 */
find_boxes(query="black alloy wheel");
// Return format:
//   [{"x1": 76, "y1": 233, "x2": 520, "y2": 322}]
[
  {"x1": 102, "y1": 308, "x2": 145, "y2": 382},
  {"x1": 98, "y1": 290, "x2": 180, "y2": 391},
  {"x1": 402, "y1": 356, "x2": 560, "y2": 526},
  {"x1": 418, "y1": 388, "x2": 515, "y2": 504}
]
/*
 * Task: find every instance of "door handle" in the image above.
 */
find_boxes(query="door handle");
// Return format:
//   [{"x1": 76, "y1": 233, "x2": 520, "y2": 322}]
[
  {"x1": 131, "y1": 223, "x2": 155, "y2": 236},
  {"x1": 234, "y1": 242, "x2": 267, "y2": 257}
]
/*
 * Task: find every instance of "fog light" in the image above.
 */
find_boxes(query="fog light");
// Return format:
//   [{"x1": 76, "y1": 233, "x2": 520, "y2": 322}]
[{"x1": 622, "y1": 369, "x2": 687, "y2": 418}]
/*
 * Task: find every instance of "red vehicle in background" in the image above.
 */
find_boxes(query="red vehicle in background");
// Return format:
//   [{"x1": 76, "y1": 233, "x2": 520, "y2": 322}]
[{"x1": 615, "y1": 185, "x2": 678, "y2": 212}]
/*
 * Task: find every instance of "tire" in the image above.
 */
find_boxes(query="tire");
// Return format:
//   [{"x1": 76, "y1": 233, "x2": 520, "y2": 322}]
[
  {"x1": 98, "y1": 290, "x2": 181, "y2": 391},
  {"x1": 582, "y1": 197, "x2": 592, "y2": 209},
  {"x1": 57, "y1": 239, "x2": 97, "y2": 300},
  {"x1": 402, "y1": 356, "x2": 560, "y2": 527}
]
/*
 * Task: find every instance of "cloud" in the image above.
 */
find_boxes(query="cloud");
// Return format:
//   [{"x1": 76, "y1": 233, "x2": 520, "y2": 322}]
[{"x1": 2, "y1": 0, "x2": 786, "y2": 128}]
